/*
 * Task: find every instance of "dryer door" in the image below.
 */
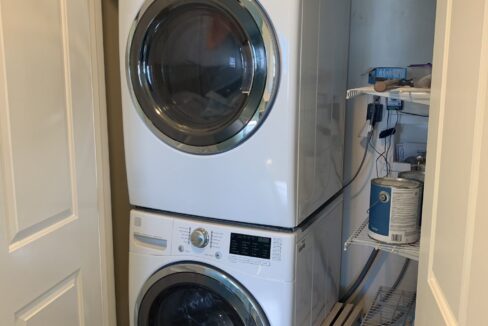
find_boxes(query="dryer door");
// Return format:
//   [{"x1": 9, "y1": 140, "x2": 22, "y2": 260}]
[
  {"x1": 127, "y1": 0, "x2": 279, "y2": 154},
  {"x1": 136, "y1": 263, "x2": 269, "y2": 325}
]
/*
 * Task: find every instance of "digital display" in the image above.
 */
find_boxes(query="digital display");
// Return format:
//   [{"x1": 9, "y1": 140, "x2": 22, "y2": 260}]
[{"x1": 229, "y1": 233, "x2": 271, "y2": 259}]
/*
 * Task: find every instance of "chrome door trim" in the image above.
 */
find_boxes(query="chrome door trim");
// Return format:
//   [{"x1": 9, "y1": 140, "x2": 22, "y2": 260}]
[
  {"x1": 135, "y1": 262, "x2": 269, "y2": 325},
  {"x1": 126, "y1": 0, "x2": 280, "y2": 155}
]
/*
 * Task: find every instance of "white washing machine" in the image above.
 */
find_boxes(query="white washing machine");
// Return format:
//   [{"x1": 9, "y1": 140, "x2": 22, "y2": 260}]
[
  {"x1": 120, "y1": 0, "x2": 350, "y2": 228},
  {"x1": 129, "y1": 197, "x2": 343, "y2": 326}
]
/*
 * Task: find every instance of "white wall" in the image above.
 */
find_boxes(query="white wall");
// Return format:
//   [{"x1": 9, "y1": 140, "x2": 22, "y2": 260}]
[{"x1": 341, "y1": 0, "x2": 436, "y2": 308}]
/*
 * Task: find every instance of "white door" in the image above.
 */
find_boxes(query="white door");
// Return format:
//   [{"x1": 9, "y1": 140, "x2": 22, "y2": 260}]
[
  {"x1": 416, "y1": 0, "x2": 488, "y2": 325},
  {"x1": 0, "y1": 0, "x2": 115, "y2": 325}
]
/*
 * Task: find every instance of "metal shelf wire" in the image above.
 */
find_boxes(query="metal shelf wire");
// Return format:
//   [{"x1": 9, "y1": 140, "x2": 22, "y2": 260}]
[
  {"x1": 346, "y1": 86, "x2": 430, "y2": 105},
  {"x1": 344, "y1": 218, "x2": 420, "y2": 261},
  {"x1": 361, "y1": 287, "x2": 416, "y2": 326}
]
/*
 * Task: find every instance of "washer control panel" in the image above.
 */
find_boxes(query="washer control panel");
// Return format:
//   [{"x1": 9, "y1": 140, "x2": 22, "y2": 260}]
[
  {"x1": 172, "y1": 219, "x2": 285, "y2": 267},
  {"x1": 229, "y1": 233, "x2": 271, "y2": 259},
  {"x1": 131, "y1": 210, "x2": 294, "y2": 281},
  {"x1": 190, "y1": 228, "x2": 209, "y2": 248}
]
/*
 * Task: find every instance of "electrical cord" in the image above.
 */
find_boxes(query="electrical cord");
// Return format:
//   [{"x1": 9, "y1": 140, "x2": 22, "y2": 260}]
[
  {"x1": 340, "y1": 108, "x2": 412, "y2": 308},
  {"x1": 374, "y1": 258, "x2": 411, "y2": 308},
  {"x1": 339, "y1": 249, "x2": 379, "y2": 303},
  {"x1": 384, "y1": 110, "x2": 391, "y2": 175},
  {"x1": 369, "y1": 138, "x2": 384, "y2": 178},
  {"x1": 340, "y1": 256, "x2": 411, "y2": 305},
  {"x1": 298, "y1": 126, "x2": 374, "y2": 229},
  {"x1": 373, "y1": 109, "x2": 390, "y2": 177},
  {"x1": 340, "y1": 130, "x2": 374, "y2": 192},
  {"x1": 391, "y1": 258, "x2": 410, "y2": 290},
  {"x1": 377, "y1": 259, "x2": 412, "y2": 326},
  {"x1": 341, "y1": 257, "x2": 412, "y2": 324},
  {"x1": 400, "y1": 111, "x2": 429, "y2": 118},
  {"x1": 337, "y1": 127, "x2": 376, "y2": 303},
  {"x1": 384, "y1": 111, "x2": 399, "y2": 176},
  {"x1": 334, "y1": 115, "x2": 377, "y2": 303},
  {"x1": 340, "y1": 236, "x2": 410, "y2": 306}
]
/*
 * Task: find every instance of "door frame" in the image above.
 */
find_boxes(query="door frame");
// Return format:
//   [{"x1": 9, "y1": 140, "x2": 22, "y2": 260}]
[{"x1": 88, "y1": 0, "x2": 117, "y2": 325}]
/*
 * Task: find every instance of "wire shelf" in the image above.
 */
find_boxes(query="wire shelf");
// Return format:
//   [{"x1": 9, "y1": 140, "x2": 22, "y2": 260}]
[
  {"x1": 344, "y1": 218, "x2": 420, "y2": 261},
  {"x1": 346, "y1": 86, "x2": 430, "y2": 105},
  {"x1": 361, "y1": 287, "x2": 416, "y2": 326}
]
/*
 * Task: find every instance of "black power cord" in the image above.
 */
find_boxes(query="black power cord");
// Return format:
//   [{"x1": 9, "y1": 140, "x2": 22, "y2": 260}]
[
  {"x1": 339, "y1": 249, "x2": 379, "y2": 303},
  {"x1": 400, "y1": 111, "x2": 429, "y2": 118},
  {"x1": 338, "y1": 104, "x2": 417, "y2": 309},
  {"x1": 298, "y1": 126, "x2": 375, "y2": 230},
  {"x1": 340, "y1": 256, "x2": 411, "y2": 305},
  {"x1": 377, "y1": 259, "x2": 412, "y2": 326},
  {"x1": 340, "y1": 130, "x2": 374, "y2": 192},
  {"x1": 391, "y1": 258, "x2": 410, "y2": 290},
  {"x1": 325, "y1": 105, "x2": 378, "y2": 304},
  {"x1": 339, "y1": 109, "x2": 409, "y2": 305},
  {"x1": 337, "y1": 120, "x2": 377, "y2": 304}
]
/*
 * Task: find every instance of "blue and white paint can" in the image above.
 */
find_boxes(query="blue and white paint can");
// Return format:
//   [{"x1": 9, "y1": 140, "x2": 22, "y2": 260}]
[
  {"x1": 399, "y1": 171, "x2": 425, "y2": 226},
  {"x1": 369, "y1": 178, "x2": 422, "y2": 244}
]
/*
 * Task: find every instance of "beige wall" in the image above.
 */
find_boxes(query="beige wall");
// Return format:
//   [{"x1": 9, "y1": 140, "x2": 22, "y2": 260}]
[{"x1": 101, "y1": 1, "x2": 130, "y2": 325}]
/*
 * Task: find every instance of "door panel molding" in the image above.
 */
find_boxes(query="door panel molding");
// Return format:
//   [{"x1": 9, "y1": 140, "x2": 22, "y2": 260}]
[
  {"x1": 59, "y1": 0, "x2": 80, "y2": 225},
  {"x1": 15, "y1": 271, "x2": 85, "y2": 326},
  {"x1": 417, "y1": 0, "x2": 452, "y2": 322},
  {"x1": 428, "y1": 276, "x2": 457, "y2": 325},
  {"x1": 423, "y1": 0, "x2": 452, "y2": 317},
  {"x1": 9, "y1": 212, "x2": 77, "y2": 253},
  {"x1": 0, "y1": 0, "x2": 18, "y2": 246},
  {"x1": 464, "y1": 70, "x2": 488, "y2": 325},
  {"x1": 458, "y1": 1, "x2": 488, "y2": 323},
  {"x1": 0, "y1": 0, "x2": 79, "y2": 252}
]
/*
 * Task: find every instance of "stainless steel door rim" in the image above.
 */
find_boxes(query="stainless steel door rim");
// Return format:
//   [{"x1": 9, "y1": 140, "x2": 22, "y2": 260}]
[
  {"x1": 126, "y1": 0, "x2": 280, "y2": 154},
  {"x1": 135, "y1": 262, "x2": 269, "y2": 325}
]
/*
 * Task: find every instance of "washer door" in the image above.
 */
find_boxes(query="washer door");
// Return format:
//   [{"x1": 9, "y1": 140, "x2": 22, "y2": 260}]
[
  {"x1": 136, "y1": 263, "x2": 269, "y2": 325},
  {"x1": 127, "y1": 0, "x2": 279, "y2": 154}
]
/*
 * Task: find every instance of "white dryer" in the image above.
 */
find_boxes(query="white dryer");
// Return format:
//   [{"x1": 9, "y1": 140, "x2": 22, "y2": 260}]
[
  {"x1": 120, "y1": 0, "x2": 350, "y2": 227},
  {"x1": 129, "y1": 197, "x2": 343, "y2": 326}
]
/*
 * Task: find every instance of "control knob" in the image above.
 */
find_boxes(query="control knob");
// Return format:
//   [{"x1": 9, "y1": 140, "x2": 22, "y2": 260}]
[{"x1": 190, "y1": 228, "x2": 209, "y2": 248}]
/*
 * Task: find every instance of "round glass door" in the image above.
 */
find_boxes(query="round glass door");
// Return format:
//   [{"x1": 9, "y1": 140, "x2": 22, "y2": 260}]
[
  {"x1": 136, "y1": 263, "x2": 269, "y2": 325},
  {"x1": 127, "y1": 0, "x2": 279, "y2": 154}
]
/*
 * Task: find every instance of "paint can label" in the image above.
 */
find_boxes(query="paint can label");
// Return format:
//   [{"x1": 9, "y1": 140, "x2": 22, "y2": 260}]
[{"x1": 369, "y1": 178, "x2": 421, "y2": 244}]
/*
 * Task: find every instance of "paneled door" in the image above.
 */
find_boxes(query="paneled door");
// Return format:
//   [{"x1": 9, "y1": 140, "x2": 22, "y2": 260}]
[
  {"x1": 0, "y1": 0, "x2": 115, "y2": 325},
  {"x1": 417, "y1": 0, "x2": 488, "y2": 325}
]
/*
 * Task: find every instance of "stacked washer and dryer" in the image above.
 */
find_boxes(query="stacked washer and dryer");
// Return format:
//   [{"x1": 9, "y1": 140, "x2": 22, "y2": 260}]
[{"x1": 120, "y1": 0, "x2": 350, "y2": 324}]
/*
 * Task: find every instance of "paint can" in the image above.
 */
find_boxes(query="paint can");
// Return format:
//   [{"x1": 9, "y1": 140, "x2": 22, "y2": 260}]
[
  {"x1": 398, "y1": 171, "x2": 425, "y2": 226},
  {"x1": 369, "y1": 178, "x2": 422, "y2": 244},
  {"x1": 398, "y1": 171, "x2": 424, "y2": 183}
]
